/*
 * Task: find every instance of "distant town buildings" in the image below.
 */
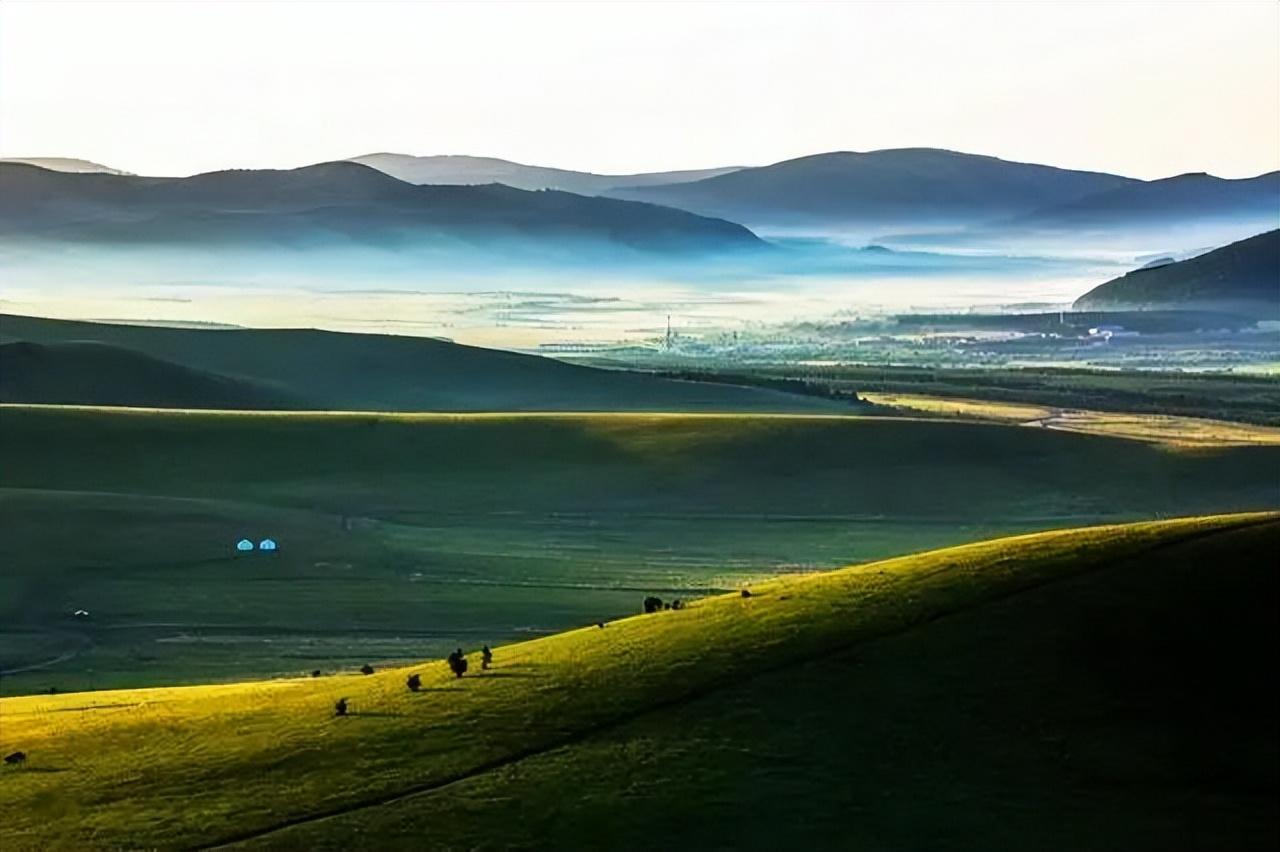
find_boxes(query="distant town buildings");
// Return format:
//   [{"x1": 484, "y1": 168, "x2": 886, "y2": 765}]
[{"x1": 1087, "y1": 325, "x2": 1138, "y2": 341}]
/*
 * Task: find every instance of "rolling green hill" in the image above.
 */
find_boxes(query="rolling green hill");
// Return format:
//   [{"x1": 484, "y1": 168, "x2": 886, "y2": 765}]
[
  {"x1": 1, "y1": 406, "x2": 1277, "y2": 695},
  {"x1": 1074, "y1": 230, "x2": 1280, "y2": 314},
  {"x1": 0, "y1": 313, "x2": 843, "y2": 412},
  {"x1": 0, "y1": 340, "x2": 302, "y2": 408},
  {"x1": 1, "y1": 514, "x2": 1275, "y2": 850}
]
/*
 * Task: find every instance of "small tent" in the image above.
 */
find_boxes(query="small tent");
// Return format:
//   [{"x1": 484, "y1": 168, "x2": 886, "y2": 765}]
[
  {"x1": 259, "y1": 538, "x2": 278, "y2": 552},
  {"x1": 236, "y1": 539, "x2": 254, "y2": 552}
]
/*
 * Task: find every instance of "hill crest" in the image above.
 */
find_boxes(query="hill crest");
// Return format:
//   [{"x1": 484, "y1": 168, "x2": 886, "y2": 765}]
[
  {"x1": 1074, "y1": 229, "x2": 1280, "y2": 313},
  {"x1": 0, "y1": 313, "x2": 842, "y2": 413},
  {"x1": 605, "y1": 147, "x2": 1138, "y2": 226}
]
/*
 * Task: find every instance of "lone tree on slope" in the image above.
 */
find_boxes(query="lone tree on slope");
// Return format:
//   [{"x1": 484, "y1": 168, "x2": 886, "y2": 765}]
[{"x1": 448, "y1": 648, "x2": 469, "y2": 679}]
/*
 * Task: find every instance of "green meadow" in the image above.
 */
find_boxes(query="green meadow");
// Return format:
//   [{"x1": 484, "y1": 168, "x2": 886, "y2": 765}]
[
  {"x1": 0, "y1": 514, "x2": 1275, "y2": 850},
  {"x1": 1, "y1": 406, "x2": 1277, "y2": 695}
]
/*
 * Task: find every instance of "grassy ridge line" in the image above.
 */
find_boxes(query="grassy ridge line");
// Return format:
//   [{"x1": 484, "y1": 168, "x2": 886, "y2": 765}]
[
  {"x1": 0, "y1": 403, "x2": 868, "y2": 420},
  {"x1": 8, "y1": 400, "x2": 1276, "y2": 447},
  {"x1": 0, "y1": 512, "x2": 1273, "y2": 851}
]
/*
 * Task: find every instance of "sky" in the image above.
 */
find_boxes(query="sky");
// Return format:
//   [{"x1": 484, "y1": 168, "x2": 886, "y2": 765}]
[{"x1": 1, "y1": 0, "x2": 1277, "y2": 180}]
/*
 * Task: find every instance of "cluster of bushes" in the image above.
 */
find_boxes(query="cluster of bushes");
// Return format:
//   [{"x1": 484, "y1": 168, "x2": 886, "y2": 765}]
[
  {"x1": 643, "y1": 596, "x2": 685, "y2": 613},
  {"x1": 657, "y1": 370, "x2": 866, "y2": 406}
]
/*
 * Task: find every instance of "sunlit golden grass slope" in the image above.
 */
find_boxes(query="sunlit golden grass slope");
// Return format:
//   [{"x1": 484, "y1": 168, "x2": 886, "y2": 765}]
[
  {"x1": 0, "y1": 513, "x2": 1276, "y2": 850},
  {"x1": 862, "y1": 392, "x2": 1280, "y2": 446}
]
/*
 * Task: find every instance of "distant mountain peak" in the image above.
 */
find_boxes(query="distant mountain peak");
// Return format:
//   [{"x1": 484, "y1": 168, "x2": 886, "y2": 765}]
[
  {"x1": 0, "y1": 156, "x2": 129, "y2": 175},
  {"x1": 347, "y1": 152, "x2": 743, "y2": 194},
  {"x1": 605, "y1": 147, "x2": 1138, "y2": 227}
]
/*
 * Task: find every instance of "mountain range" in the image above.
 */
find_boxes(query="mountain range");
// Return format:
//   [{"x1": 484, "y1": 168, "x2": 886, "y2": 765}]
[
  {"x1": 0, "y1": 161, "x2": 761, "y2": 257},
  {"x1": 1007, "y1": 171, "x2": 1280, "y2": 232},
  {"x1": 0, "y1": 156, "x2": 129, "y2": 175},
  {"x1": 603, "y1": 148, "x2": 1141, "y2": 228},
  {"x1": 24, "y1": 148, "x2": 1277, "y2": 237},
  {"x1": 4, "y1": 148, "x2": 1276, "y2": 278},
  {"x1": 349, "y1": 153, "x2": 742, "y2": 194}
]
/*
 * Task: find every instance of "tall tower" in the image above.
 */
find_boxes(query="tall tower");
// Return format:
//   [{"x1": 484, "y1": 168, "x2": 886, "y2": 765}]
[{"x1": 665, "y1": 314, "x2": 673, "y2": 350}]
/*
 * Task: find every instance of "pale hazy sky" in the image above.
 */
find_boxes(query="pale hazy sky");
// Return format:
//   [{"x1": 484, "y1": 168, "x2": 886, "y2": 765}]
[{"x1": 1, "y1": 0, "x2": 1277, "y2": 179}]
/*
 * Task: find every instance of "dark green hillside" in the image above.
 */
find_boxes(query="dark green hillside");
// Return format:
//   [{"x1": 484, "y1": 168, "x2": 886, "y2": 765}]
[
  {"x1": 0, "y1": 313, "x2": 840, "y2": 412},
  {"x1": 1, "y1": 516, "x2": 1275, "y2": 850},
  {"x1": 246, "y1": 518, "x2": 1279, "y2": 852},
  {"x1": 3, "y1": 408, "x2": 1276, "y2": 523},
  {"x1": 1074, "y1": 230, "x2": 1280, "y2": 313},
  {"x1": 0, "y1": 341, "x2": 301, "y2": 408}
]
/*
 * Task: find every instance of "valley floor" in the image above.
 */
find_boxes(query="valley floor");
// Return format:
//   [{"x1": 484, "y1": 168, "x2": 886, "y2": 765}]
[{"x1": 3, "y1": 407, "x2": 1278, "y2": 695}]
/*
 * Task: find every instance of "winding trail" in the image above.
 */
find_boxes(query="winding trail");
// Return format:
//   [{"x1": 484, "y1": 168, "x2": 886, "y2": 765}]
[{"x1": 0, "y1": 634, "x2": 93, "y2": 678}]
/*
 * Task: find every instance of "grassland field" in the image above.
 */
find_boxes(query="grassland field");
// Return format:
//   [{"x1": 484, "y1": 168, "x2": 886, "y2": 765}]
[
  {"x1": 1, "y1": 405, "x2": 1278, "y2": 696},
  {"x1": 642, "y1": 363, "x2": 1280, "y2": 425},
  {"x1": 0, "y1": 514, "x2": 1275, "y2": 850},
  {"x1": 860, "y1": 392, "x2": 1280, "y2": 446}
]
